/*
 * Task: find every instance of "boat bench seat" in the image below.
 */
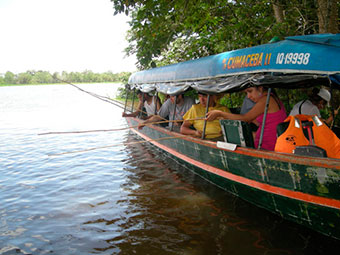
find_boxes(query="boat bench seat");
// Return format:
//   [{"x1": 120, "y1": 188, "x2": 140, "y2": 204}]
[{"x1": 220, "y1": 119, "x2": 255, "y2": 148}]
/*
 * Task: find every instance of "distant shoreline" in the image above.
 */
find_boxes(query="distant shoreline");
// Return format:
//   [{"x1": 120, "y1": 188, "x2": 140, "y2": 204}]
[{"x1": 0, "y1": 81, "x2": 122, "y2": 87}]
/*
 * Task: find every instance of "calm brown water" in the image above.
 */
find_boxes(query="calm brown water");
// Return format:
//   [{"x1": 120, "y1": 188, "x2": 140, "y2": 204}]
[{"x1": 1, "y1": 84, "x2": 339, "y2": 254}]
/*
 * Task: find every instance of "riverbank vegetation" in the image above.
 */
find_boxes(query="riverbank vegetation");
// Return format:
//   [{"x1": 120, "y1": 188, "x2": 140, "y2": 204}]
[
  {"x1": 111, "y1": 0, "x2": 339, "y2": 70},
  {"x1": 0, "y1": 70, "x2": 131, "y2": 86}
]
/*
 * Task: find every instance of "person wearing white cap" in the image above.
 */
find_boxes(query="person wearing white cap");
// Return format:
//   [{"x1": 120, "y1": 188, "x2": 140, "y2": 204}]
[{"x1": 289, "y1": 88, "x2": 338, "y2": 125}]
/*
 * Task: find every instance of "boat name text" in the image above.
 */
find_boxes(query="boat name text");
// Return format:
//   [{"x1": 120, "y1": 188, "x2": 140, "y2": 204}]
[
  {"x1": 223, "y1": 53, "x2": 270, "y2": 70},
  {"x1": 222, "y1": 52, "x2": 310, "y2": 70}
]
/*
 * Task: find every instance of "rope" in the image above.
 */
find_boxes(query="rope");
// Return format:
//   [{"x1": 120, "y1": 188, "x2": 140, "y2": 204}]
[
  {"x1": 52, "y1": 75, "x2": 125, "y2": 109},
  {"x1": 38, "y1": 117, "x2": 205, "y2": 135},
  {"x1": 47, "y1": 131, "x2": 222, "y2": 157},
  {"x1": 52, "y1": 76, "x2": 163, "y2": 118},
  {"x1": 48, "y1": 136, "x2": 180, "y2": 156}
]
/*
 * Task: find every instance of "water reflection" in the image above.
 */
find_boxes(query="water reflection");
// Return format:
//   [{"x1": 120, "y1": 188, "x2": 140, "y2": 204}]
[
  {"x1": 79, "y1": 133, "x2": 293, "y2": 254},
  {"x1": 1, "y1": 85, "x2": 340, "y2": 254}
]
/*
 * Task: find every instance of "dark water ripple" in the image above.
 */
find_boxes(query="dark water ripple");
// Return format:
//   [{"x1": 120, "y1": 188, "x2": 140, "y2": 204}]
[{"x1": 1, "y1": 84, "x2": 340, "y2": 255}]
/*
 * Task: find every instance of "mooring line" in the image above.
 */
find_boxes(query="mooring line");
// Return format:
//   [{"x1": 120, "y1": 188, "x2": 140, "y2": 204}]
[
  {"x1": 52, "y1": 75, "x2": 169, "y2": 119},
  {"x1": 38, "y1": 118, "x2": 205, "y2": 135},
  {"x1": 52, "y1": 75, "x2": 125, "y2": 109},
  {"x1": 48, "y1": 136, "x2": 180, "y2": 156}
]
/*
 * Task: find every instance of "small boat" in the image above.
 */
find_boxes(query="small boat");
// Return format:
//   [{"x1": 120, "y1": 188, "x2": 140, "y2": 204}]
[{"x1": 124, "y1": 34, "x2": 340, "y2": 239}]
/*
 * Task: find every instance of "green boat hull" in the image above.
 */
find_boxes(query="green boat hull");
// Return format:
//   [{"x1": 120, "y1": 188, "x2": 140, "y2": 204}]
[{"x1": 127, "y1": 118, "x2": 340, "y2": 240}]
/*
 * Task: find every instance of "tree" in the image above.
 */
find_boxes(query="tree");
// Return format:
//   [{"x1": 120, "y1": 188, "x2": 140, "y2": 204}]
[
  {"x1": 111, "y1": 0, "x2": 339, "y2": 69},
  {"x1": 17, "y1": 72, "x2": 32, "y2": 84},
  {"x1": 317, "y1": 0, "x2": 339, "y2": 33},
  {"x1": 4, "y1": 71, "x2": 15, "y2": 84},
  {"x1": 31, "y1": 71, "x2": 54, "y2": 84},
  {"x1": 1, "y1": 70, "x2": 130, "y2": 85}
]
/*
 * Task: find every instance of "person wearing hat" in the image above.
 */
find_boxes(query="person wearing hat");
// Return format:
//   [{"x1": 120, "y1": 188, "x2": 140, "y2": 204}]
[{"x1": 289, "y1": 88, "x2": 338, "y2": 125}]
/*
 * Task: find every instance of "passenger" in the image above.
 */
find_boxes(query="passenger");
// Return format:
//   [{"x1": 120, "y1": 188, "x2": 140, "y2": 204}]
[
  {"x1": 240, "y1": 95, "x2": 258, "y2": 132},
  {"x1": 289, "y1": 88, "x2": 338, "y2": 125},
  {"x1": 180, "y1": 93, "x2": 230, "y2": 140},
  {"x1": 240, "y1": 96, "x2": 256, "y2": 114},
  {"x1": 122, "y1": 91, "x2": 161, "y2": 119},
  {"x1": 138, "y1": 93, "x2": 194, "y2": 131},
  {"x1": 143, "y1": 92, "x2": 161, "y2": 116},
  {"x1": 206, "y1": 86, "x2": 287, "y2": 150}
]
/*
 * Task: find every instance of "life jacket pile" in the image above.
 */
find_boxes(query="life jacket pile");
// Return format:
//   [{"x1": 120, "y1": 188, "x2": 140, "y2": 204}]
[{"x1": 274, "y1": 114, "x2": 340, "y2": 159}]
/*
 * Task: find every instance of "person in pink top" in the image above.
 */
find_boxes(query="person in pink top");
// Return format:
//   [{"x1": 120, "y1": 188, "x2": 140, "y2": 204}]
[{"x1": 206, "y1": 86, "x2": 287, "y2": 151}]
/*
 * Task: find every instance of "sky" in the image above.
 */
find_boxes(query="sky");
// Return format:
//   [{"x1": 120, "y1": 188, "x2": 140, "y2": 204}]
[{"x1": 0, "y1": 0, "x2": 137, "y2": 74}]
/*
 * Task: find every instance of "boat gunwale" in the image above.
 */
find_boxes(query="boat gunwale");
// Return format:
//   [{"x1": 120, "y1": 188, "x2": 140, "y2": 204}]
[{"x1": 127, "y1": 117, "x2": 340, "y2": 170}]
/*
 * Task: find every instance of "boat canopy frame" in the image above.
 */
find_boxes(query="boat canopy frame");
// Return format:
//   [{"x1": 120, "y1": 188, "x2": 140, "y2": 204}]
[
  {"x1": 128, "y1": 72, "x2": 334, "y2": 96},
  {"x1": 128, "y1": 33, "x2": 340, "y2": 95}
]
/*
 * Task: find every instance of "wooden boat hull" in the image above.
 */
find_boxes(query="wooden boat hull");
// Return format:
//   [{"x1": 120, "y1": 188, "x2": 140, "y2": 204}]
[{"x1": 126, "y1": 117, "x2": 340, "y2": 240}]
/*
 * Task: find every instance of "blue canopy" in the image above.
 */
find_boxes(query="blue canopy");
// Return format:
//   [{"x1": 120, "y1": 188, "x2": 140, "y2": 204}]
[{"x1": 128, "y1": 34, "x2": 340, "y2": 95}]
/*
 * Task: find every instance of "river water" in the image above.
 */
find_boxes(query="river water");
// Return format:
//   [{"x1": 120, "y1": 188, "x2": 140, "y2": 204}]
[{"x1": 1, "y1": 84, "x2": 340, "y2": 255}]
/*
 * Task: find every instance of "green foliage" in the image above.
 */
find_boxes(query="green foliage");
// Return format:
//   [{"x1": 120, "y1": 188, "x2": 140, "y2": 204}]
[
  {"x1": 110, "y1": 0, "x2": 338, "y2": 69},
  {"x1": 116, "y1": 72, "x2": 131, "y2": 84},
  {"x1": 0, "y1": 70, "x2": 132, "y2": 85},
  {"x1": 4, "y1": 71, "x2": 15, "y2": 84},
  {"x1": 219, "y1": 92, "x2": 245, "y2": 109},
  {"x1": 117, "y1": 86, "x2": 130, "y2": 99}
]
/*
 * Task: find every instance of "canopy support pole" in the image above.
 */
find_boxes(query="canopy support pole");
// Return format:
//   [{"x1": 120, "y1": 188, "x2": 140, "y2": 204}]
[
  {"x1": 139, "y1": 92, "x2": 145, "y2": 118},
  {"x1": 202, "y1": 94, "x2": 210, "y2": 140},
  {"x1": 170, "y1": 95, "x2": 178, "y2": 131},
  {"x1": 123, "y1": 86, "x2": 129, "y2": 113},
  {"x1": 131, "y1": 88, "x2": 136, "y2": 113},
  {"x1": 154, "y1": 92, "x2": 158, "y2": 115},
  {"x1": 329, "y1": 76, "x2": 335, "y2": 129},
  {"x1": 258, "y1": 88, "x2": 271, "y2": 150}
]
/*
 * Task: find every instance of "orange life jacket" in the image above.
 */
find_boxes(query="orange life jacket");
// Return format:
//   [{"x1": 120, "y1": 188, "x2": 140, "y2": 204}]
[
  {"x1": 274, "y1": 115, "x2": 309, "y2": 154},
  {"x1": 275, "y1": 114, "x2": 340, "y2": 159}
]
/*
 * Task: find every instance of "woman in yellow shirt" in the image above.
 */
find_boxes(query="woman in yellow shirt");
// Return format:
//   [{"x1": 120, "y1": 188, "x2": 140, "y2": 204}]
[{"x1": 180, "y1": 93, "x2": 230, "y2": 139}]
